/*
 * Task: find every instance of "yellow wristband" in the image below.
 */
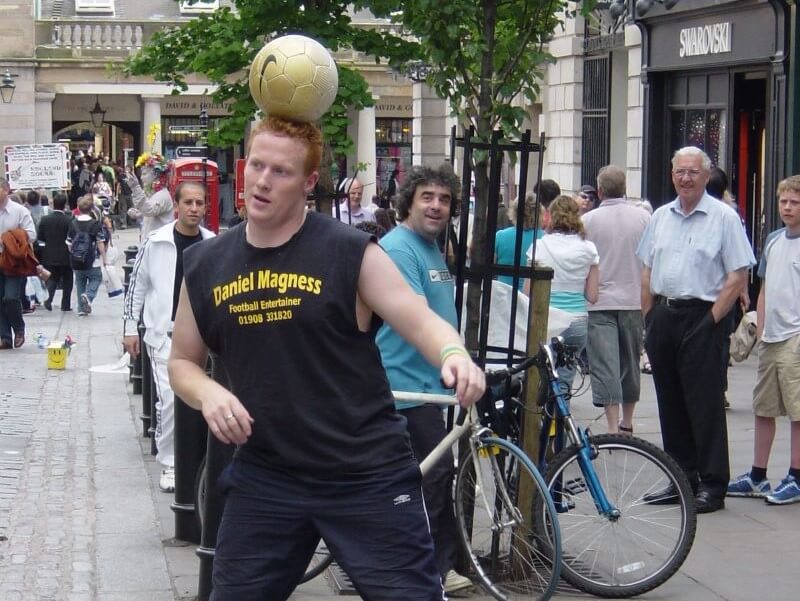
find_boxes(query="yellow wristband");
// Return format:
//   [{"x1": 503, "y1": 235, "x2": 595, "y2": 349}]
[{"x1": 440, "y1": 343, "x2": 469, "y2": 364}]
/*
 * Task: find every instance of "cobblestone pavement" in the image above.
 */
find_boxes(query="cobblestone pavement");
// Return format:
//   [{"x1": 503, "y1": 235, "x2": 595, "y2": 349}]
[
  {"x1": 0, "y1": 228, "x2": 173, "y2": 601},
  {"x1": 0, "y1": 307, "x2": 100, "y2": 600}
]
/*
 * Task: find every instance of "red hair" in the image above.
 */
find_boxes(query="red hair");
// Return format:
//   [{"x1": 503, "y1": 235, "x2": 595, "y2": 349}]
[{"x1": 247, "y1": 116, "x2": 323, "y2": 175}]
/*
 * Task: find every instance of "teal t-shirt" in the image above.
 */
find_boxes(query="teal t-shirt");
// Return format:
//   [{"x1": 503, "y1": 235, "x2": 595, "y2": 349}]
[
  {"x1": 495, "y1": 226, "x2": 544, "y2": 289},
  {"x1": 376, "y1": 225, "x2": 457, "y2": 410}
]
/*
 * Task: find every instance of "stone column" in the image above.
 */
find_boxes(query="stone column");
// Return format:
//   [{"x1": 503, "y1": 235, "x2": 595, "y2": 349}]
[
  {"x1": 541, "y1": 16, "x2": 584, "y2": 192},
  {"x1": 412, "y1": 82, "x2": 449, "y2": 167},
  {"x1": 35, "y1": 92, "x2": 56, "y2": 144},
  {"x1": 356, "y1": 102, "x2": 377, "y2": 204},
  {"x1": 141, "y1": 94, "x2": 164, "y2": 154},
  {"x1": 625, "y1": 25, "x2": 644, "y2": 201}
]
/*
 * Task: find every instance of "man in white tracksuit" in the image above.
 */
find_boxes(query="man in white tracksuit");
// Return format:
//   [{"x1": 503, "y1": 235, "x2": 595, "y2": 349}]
[{"x1": 122, "y1": 182, "x2": 215, "y2": 491}]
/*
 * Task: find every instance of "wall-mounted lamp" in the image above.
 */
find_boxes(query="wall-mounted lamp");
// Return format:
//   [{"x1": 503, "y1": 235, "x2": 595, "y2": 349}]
[
  {"x1": 1, "y1": 69, "x2": 19, "y2": 104},
  {"x1": 607, "y1": 0, "x2": 628, "y2": 20},
  {"x1": 89, "y1": 95, "x2": 106, "y2": 128},
  {"x1": 635, "y1": 0, "x2": 680, "y2": 18}
]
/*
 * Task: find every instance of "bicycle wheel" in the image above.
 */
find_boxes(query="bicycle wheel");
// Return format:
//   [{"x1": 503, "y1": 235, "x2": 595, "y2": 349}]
[
  {"x1": 454, "y1": 437, "x2": 561, "y2": 601},
  {"x1": 542, "y1": 434, "x2": 697, "y2": 597},
  {"x1": 299, "y1": 541, "x2": 334, "y2": 583}
]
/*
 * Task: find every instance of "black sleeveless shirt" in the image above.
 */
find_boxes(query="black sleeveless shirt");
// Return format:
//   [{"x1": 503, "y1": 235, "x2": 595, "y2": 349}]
[{"x1": 183, "y1": 212, "x2": 413, "y2": 477}]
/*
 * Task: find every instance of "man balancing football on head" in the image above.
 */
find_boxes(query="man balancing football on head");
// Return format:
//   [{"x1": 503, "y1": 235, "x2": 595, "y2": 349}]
[{"x1": 168, "y1": 115, "x2": 485, "y2": 601}]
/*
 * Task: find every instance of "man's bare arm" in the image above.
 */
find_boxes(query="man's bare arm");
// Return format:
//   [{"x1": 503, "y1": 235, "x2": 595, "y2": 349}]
[
  {"x1": 711, "y1": 268, "x2": 748, "y2": 324},
  {"x1": 356, "y1": 243, "x2": 485, "y2": 406},
  {"x1": 169, "y1": 283, "x2": 253, "y2": 444},
  {"x1": 641, "y1": 266, "x2": 654, "y2": 317},
  {"x1": 755, "y1": 285, "x2": 765, "y2": 340}
]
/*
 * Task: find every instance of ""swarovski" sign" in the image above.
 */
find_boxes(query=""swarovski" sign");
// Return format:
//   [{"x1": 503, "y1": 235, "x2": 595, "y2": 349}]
[{"x1": 679, "y1": 22, "x2": 731, "y2": 57}]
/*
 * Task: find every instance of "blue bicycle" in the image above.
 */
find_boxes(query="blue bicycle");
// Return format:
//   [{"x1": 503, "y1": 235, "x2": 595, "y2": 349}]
[{"x1": 485, "y1": 337, "x2": 698, "y2": 598}]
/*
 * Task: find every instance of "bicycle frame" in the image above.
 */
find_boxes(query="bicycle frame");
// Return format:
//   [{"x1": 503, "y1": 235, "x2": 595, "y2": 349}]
[
  {"x1": 392, "y1": 393, "x2": 533, "y2": 533},
  {"x1": 538, "y1": 343, "x2": 620, "y2": 519},
  {"x1": 393, "y1": 389, "x2": 564, "y2": 601}
]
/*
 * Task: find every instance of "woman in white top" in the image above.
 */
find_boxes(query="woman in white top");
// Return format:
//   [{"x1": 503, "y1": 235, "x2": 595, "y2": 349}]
[
  {"x1": 92, "y1": 172, "x2": 113, "y2": 198},
  {"x1": 525, "y1": 195, "x2": 599, "y2": 390}
]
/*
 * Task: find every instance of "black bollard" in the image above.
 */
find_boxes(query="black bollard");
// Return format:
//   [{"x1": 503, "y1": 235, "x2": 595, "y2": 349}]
[
  {"x1": 122, "y1": 246, "x2": 137, "y2": 300},
  {"x1": 196, "y1": 355, "x2": 235, "y2": 601},
  {"x1": 122, "y1": 263, "x2": 134, "y2": 297},
  {"x1": 133, "y1": 321, "x2": 151, "y2": 436},
  {"x1": 171, "y1": 390, "x2": 209, "y2": 544},
  {"x1": 124, "y1": 245, "x2": 139, "y2": 263},
  {"x1": 141, "y1": 330, "x2": 153, "y2": 439},
  {"x1": 130, "y1": 342, "x2": 142, "y2": 390}
]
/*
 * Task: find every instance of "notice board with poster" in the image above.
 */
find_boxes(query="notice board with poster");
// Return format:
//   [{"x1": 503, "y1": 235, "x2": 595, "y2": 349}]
[{"x1": 3, "y1": 144, "x2": 70, "y2": 190}]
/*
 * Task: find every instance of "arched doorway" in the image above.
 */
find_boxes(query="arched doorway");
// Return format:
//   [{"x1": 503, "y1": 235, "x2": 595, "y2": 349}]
[{"x1": 53, "y1": 121, "x2": 140, "y2": 168}]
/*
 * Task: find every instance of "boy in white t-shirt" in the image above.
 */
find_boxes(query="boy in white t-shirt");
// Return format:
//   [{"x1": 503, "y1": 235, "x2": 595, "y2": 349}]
[{"x1": 728, "y1": 175, "x2": 800, "y2": 504}]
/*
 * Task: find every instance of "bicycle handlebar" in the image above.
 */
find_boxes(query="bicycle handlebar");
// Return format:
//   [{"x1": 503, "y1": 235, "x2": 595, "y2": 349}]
[
  {"x1": 485, "y1": 336, "x2": 579, "y2": 385},
  {"x1": 392, "y1": 337, "x2": 580, "y2": 427},
  {"x1": 391, "y1": 390, "x2": 469, "y2": 426}
]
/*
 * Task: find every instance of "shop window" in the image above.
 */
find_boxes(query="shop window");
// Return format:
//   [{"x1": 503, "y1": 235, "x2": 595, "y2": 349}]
[
  {"x1": 375, "y1": 118, "x2": 412, "y2": 145},
  {"x1": 581, "y1": 54, "x2": 610, "y2": 188},
  {"x1": 668, "y1": 72, "x2": 729, "y2": 168},
  {"x1": 670, "y1": 108, "x2": 726, "y2": 167},
  {"x1": 375, "y1": 118, "x2": 412, "y2": 198}
]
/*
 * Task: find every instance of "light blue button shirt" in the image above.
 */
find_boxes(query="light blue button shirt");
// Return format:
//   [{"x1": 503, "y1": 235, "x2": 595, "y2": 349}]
[{"x1": 635, "y1": 193, "x2": 755, "y2": 301}]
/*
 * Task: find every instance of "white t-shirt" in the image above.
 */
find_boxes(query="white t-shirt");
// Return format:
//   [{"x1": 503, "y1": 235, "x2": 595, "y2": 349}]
[
  {"x1": 759, "y1": 228, "x2": 800, "y2": 343},
  {"x1": 527, "y1": 233, "x2": 599, "y2": 314}
]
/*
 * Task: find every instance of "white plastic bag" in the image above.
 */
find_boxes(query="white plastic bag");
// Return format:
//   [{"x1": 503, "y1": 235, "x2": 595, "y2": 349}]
[
  {"x1": 102, "y1": 264, "x2": 124, "y2": 298},
  {"x1": 105, "y1": 244, "x2": 120, "y2": 266},
  {"x1": 460, "y1": 281, "x2": 576, "y2": 359}
]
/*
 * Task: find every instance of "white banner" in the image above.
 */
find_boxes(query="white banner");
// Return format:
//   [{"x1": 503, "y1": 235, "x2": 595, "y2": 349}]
[{"x1": 3, "y1": 144, "x2": 71, "y2": 190}]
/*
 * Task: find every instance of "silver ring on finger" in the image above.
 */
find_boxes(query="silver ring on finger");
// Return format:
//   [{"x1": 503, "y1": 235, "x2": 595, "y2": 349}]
[{"x1": 224, "y1": 413, "x2": 235, "y2": 421}]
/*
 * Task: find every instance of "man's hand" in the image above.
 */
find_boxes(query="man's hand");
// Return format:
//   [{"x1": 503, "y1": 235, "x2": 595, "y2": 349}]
[
  {"x1": 440, "y1": 354, "x2": 486, "y2": 408},
  {"x1": 122, "y1": 334, "x2": 140, "y2": 359},
  {"x1": 201, "y1": 390, "x2": 254, "y2": 445},
  {"x1": 739, "y1": 290, "x2": 750, "y2": 313}
]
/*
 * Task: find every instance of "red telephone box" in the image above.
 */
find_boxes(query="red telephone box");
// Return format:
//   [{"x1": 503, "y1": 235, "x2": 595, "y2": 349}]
[
  {"x1": 234, "y1": 158, "x2": 246, "y2": 211},
  {"x1": 169, "y1": 158, "x2": 220, "y2": 233}
]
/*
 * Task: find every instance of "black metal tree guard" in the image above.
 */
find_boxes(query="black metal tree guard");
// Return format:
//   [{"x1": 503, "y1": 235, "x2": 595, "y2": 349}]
[{"x1": 448, "y1": 125, "x2": 553, "y2": 575}]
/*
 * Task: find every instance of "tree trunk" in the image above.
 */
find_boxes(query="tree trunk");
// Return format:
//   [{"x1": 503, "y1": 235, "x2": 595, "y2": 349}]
[
  {"x1": 315, "y1": 144, "x2": 336, "y2": 215},
  {"x1": 463, "y1": 0, "x2": 498, "y2": 354},
  {"x1": 464, "y1": 155, "x2": 490, "y2": 351}
]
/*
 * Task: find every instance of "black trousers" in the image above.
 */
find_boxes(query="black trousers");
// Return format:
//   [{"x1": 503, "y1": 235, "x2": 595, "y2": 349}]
[
  {"x1": 645, "y1": 303, "x2": 729, "y2": 498},
  {"x1": 45, "y1": 264, "x2": 74, "y2": 310},
  {"x1": 211, "y1": 460, "x2": 443, "y2": 601},
  {"x1": 402, "y1": 404, "x2": 459, "y2": 577}
]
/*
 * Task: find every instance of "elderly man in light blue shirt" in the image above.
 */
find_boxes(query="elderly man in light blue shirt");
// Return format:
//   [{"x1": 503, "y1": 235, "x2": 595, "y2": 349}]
[
  {"x1": 332, "y1": 178, "x2": 375, "y2": 225},
  {"x1": 636, "y1": 146, "x2": 755, "y2": 514}
]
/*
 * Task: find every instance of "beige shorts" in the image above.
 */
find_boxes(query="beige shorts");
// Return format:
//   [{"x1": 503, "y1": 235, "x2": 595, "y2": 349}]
[{"x1": 752, "y1": 335, "x2": 800, "y2": 420}]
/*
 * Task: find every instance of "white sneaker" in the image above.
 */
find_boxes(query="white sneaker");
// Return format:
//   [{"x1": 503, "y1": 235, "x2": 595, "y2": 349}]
[
  {"x1": 80, "y1": 293, "x2": 92, "y2": 315},
  {"x1": 444, "y1": 569, "x2": 473, "y2": 594},
  {"x1": 159, "y1": 467, "x2": 175, "y2": 493}
]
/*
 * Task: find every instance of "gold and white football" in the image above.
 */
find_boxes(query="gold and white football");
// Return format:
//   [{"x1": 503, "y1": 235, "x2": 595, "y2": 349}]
[{"x1": 249, "y1": 34, "x2": 339, "y2": 123}]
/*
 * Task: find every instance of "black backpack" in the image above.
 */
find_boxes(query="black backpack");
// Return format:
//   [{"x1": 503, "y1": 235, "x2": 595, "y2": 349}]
[{"x1": 69, "y1": 220, "x2": 98, "y2": 270}]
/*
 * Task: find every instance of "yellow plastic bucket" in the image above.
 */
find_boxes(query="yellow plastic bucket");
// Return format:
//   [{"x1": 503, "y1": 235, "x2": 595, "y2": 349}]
[{"x1": 47, "y1": 343, "x2": 69, "y2": 370}]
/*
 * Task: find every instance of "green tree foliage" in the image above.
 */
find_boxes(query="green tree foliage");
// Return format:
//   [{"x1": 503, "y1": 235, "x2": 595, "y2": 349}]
[
  {"x1": 372, "y1": 0, "x2": 592, "y2": 349},
  {"x1": 124, "y1": 1, "x2": 421, "y2": 158}
]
